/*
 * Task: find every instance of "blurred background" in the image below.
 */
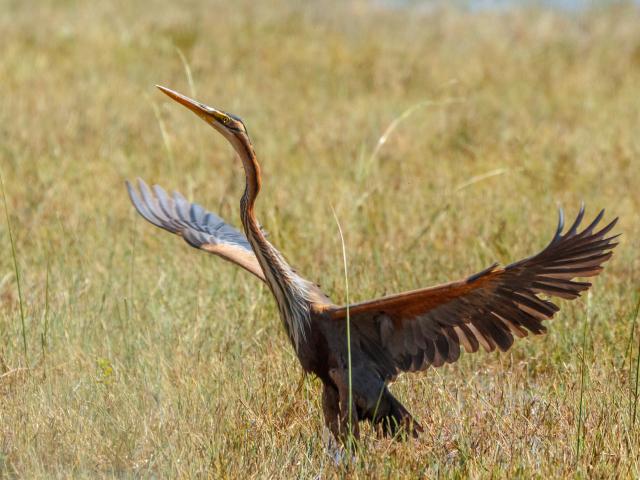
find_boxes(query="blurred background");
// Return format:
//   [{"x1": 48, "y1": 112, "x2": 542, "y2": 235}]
[{"x1": 1, "y1": 0, "x2": 639, "y2": 477}]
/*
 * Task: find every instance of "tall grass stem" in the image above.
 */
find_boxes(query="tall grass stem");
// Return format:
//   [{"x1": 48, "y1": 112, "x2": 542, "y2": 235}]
[
  {"x1": 0, "y1": 170, "x2": 28, "y2": 366},
  {"x1": 575, "y1": 291, "x2": 592, "y2": 462},
  {"x1": 331, "y1": 206, "x2": 353, "y2": 453},
  {"x1": 632, "y1": 295, "x2": 640, "y2": 426}
]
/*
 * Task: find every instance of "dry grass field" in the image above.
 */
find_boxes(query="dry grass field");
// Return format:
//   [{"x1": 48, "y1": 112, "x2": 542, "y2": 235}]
[{"x1": 1, "y1": 0, "x2": 639, "y2": 477}]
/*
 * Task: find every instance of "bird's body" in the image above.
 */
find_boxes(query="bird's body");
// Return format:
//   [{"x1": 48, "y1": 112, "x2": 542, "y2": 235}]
[{"x1": 127, "y1": 86, "x2": 618, "y2": 442}]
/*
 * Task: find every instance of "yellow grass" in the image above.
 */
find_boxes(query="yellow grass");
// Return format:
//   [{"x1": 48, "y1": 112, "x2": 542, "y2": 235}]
[{"x1": 1, "y1": 1, "x2": 639, "y2": 477}]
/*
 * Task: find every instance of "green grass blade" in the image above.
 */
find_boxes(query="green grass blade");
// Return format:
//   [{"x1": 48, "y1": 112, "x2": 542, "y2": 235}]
[
  {"x1": 0, "y1": 170, "x2": 28, "y2": 366},
  {"x1": 332, "y1": 206, "x2": 354, "y2": 454},
  {"x1": 632, "y1": 295, "x2": 640, "y2": 426},
  {"x1": 575, "y1": 291, "x2": 592, "y2": 463}
]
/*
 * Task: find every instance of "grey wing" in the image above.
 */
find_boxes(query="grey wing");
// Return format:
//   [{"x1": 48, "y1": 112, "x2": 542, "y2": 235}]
[{"x1": 126, "y1": 178, "x2": 265, "y2": 281}]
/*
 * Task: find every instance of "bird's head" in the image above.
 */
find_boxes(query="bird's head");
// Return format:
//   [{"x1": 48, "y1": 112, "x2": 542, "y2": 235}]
[{"x1": 156, "y1": 85, "x2": 251, "y2": 155}]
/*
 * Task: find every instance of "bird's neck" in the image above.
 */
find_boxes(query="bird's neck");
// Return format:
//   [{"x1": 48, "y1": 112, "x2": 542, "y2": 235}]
[{"x1": 238, "y1": 146, "x2": 313, "y2": 351}]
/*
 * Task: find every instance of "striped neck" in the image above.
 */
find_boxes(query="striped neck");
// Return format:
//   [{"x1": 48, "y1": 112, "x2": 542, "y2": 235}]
[{"x1": 236, "y1": 143, "x2": 313, "y2": 351}]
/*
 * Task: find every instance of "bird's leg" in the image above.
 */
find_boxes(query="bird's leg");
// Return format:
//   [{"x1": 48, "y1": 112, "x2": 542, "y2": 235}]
[
  {"x1": 321, "y1": 384, "x2": 353, "y2": 465},
  {"x1": 322, "y1": 383, "x2": 341, "y2": 440},
  {"x1": 328, "y1": 368, "x2": 360, "y2": 444},
  {"x1": 321, "y1": 426, "x2": 346, "y2": 466}
]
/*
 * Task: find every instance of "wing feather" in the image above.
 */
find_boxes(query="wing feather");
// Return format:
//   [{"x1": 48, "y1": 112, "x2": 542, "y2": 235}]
[
  {"x1": 126, "y1": 178, "x2": 265, "y2": 282},
  {"x1": 327, "y1": 207, "x2": 618, "y2": 380}
]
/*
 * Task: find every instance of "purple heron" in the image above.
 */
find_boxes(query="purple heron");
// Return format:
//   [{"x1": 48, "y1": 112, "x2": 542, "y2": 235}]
[{"x1": 126, "y1": 86, "x2": 618, "y2": 442}]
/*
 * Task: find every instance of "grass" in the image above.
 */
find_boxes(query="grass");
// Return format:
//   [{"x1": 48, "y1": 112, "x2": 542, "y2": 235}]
[
  {"x1": 0, "y1": 170, "x2": 27, "y2": 365},
  {"x1": 1, "y1": 0, "x2": 639, "y2": 477}
]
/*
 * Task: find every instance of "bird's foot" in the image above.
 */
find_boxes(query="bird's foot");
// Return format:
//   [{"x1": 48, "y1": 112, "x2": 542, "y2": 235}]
[
  {"x1": 322, "y1": 427, "x2": 357, "y2": 466},
  {"x1": 322, "y1": 426, "x2": 344, "y2": 465}
]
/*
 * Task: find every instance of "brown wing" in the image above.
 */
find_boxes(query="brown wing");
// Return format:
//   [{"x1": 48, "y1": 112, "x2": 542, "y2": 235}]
[
  {"x1": 126, "y1": 178, "x2": 265, "y2": 282},
  {"x1": 326, "y1": 207, "x2": 618, "y2": 380}
]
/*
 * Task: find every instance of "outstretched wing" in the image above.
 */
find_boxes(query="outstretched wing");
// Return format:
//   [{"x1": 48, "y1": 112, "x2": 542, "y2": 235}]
[
  {"x1": 126, "y1": 178, "x2": 265, "y2": 282},
  {"x1": 326, "y1": 207, "x2": 618, "y2": 380}
]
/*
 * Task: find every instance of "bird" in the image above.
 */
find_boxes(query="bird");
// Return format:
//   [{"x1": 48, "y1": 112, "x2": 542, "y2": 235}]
[{"x1": 126, "y1": 85, "x2": 619, "y2": 443}]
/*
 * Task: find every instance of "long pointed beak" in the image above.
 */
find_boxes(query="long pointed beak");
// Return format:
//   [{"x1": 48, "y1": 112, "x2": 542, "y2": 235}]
[{"x1": 156, "y1": 85, "x2": 223, "y2": 122}]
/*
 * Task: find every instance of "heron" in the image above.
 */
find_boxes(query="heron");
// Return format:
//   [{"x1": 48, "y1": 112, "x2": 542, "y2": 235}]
[{"x1": 126, "y1": 85, "x2": 618, "y2": 443}]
